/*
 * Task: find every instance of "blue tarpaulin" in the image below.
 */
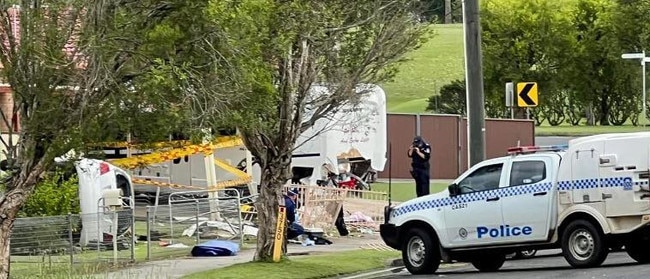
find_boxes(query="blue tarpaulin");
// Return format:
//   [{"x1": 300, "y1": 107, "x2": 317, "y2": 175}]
[{"x1": 191, "y1": 240, "x2": 240, "y2": 257}]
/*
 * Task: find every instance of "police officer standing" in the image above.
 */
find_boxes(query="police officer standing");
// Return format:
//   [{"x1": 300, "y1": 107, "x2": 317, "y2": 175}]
[{"x1": 408, "y1": 136, "x2": 431, "y2": 197}]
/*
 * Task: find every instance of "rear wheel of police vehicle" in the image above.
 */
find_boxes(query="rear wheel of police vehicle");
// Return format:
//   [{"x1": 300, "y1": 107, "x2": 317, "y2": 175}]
[
  {"x1": 402, "y1": 228, "x2": 441, "y2": 274},
  {"x1": 626, "y1": 239, "x2": 650, "y2": 263},
  {"x1": 470, "y1": 254, "x2": 506, "y2": 272},
  {"x1": 561, "y1": 220, "x2": 608, "y2": 268}
]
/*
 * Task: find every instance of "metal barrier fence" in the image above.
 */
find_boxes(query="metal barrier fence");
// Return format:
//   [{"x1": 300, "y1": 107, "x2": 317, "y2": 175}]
[
  {"x1": 237, "y1": 185, "x2": 395, "y2": 233},
  {"x1": 282, "y1": 185, "x2": 395, "y2": 232},
  {"x1": 144, "y1": 189, "x2": 247, "y2": 260},
  {"x1": 8, "y1": 185, "x2": 393, "y2": 277},
  {"x1": 10, "y1": 209, "x2": 135, "y2": 278}
]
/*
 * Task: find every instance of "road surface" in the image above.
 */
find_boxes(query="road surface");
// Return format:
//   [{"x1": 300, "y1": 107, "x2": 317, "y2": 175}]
[{"x1": 379, "y1": 251, "x2": 648, "y2": 279}]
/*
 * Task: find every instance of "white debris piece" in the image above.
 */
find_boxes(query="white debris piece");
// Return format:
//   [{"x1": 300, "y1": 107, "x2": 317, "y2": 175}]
[
  {"x1": 166, "y1": 243, "x2": 190, "y2": 248},
  {"x1": 345, "y1": 211, "x2": 374, "y2": 223},
  {"x1": 182, "y1": 221, "x2": 258, "y2": 237}
]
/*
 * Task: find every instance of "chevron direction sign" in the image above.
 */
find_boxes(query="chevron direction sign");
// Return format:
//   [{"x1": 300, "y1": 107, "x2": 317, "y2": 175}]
[{"x1": 517, "y1": 82, "x2": 538, "y2": 107}]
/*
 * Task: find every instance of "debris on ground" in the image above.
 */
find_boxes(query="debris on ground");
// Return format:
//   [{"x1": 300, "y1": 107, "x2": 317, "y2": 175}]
[{"x1": 181, "y1": 221, "x2": 258, "y2": 238}]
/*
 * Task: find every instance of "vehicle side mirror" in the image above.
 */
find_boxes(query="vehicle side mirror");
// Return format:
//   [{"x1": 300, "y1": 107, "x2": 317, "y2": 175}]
[{"x1": 448, "y1": 183, "x2": 460, "y2": 197}]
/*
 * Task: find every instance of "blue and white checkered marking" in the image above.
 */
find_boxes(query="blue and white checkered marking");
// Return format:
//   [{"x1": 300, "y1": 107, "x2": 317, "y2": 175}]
[
  {"x1": 391, "y1": 176, "x2": 638, "y2": 218},
  {"x1": 557, "y1": 177, "x2": 636, "y2": 191}
]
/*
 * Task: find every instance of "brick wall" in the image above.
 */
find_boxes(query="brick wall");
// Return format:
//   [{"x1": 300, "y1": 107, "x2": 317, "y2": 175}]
[{"x1": 0, "y1": 85, "x2": 18, "y2": 133}]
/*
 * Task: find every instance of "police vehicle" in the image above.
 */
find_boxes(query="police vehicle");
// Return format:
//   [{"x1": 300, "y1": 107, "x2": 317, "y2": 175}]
[{"x1": 380, "y1": 132, "x2": 650, "y2": 274}]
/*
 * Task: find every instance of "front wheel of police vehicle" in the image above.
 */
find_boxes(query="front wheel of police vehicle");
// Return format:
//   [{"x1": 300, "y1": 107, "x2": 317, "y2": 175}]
[
  {"x1": 401, "y1": 227, "x2": 441, "y2": 274},
  {"x1": 561, "y1": 220, "x2": 608, "y2": 268}
]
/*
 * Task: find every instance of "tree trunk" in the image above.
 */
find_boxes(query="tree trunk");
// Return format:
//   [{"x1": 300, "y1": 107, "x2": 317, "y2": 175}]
[
  {"x1": 253, "y1": 155, "x2": 292, "y2": 262},
  {"x1": 0, "y1": 189, "x2": 30, "y2": 279},
  {"x1": 0, "y1": 158, "x2": 46, "y2": 279},
  {"x1": 444, "y1": 0, "x2": 452, "y2": 24},
  {"x1": 586, "y1": 104, "x2": 595, "y2": 126},
  {"x1": 599, "y1": 97, "x2": 610, "y2": 125}
]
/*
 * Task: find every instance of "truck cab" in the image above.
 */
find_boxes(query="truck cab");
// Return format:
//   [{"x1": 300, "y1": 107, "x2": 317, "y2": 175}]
[{"x1": 381, "y1": 132, "x2": 650, "y2": 275}]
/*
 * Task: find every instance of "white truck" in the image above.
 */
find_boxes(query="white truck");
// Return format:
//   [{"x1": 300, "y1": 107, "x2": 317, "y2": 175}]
[
  {"x1": 125, "y1": 83, "x2": 387, "y2": 197},
  {"x1": 290, "y1": 83, "x2": 387, "y2": 186},
  {"x1": 380, "y1": 132, "x2": 650, "y2": 274}
]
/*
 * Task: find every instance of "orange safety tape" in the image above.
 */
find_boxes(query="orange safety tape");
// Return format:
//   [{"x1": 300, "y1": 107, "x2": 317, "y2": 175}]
[
  {"x1": 109, "y1": 136, "x2": 243, "y2": 170},
  {"x1": 86, "y1": 140, "x2": 191, "y2": 149},
  {"x1": 132, "y1": 176, "x2": 252, "y2": 191},
  {"x1": 89, "y1": 135, "x2": 241, "y2": 151},
  {"x1": 214, "y1": 158, "x2": 250, "y2": 180}
]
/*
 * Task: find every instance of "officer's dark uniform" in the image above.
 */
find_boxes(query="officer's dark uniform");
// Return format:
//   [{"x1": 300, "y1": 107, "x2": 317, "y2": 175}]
[
  {"x1": 284, "y1": 190, "x2": 305, "y2": 239},
  {"x1": 408, "y1": 136, "x2": 431, "y2": 197}
]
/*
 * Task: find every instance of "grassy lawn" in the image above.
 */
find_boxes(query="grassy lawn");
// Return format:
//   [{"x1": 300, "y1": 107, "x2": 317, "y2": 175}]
[
  {"x1": 9, "y1": 219, "x2": 202, "y2": 278},
  {"x1": 382, "y1": 24, "x2": 465, "y2": 113},
  {"x1": 372, "y1": 182, "x2": 448, "y2": 202},
  {"x1": 182, "y1": 250, "x2": 400, "y2": 279},
  {"x1": 9, "y1": 241, "x2": 195, "y2": 278}
]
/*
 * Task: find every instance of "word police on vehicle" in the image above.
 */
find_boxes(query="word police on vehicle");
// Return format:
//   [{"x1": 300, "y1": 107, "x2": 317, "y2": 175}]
[
  {"x1": 380, "y1": 133, "x2": 650, "y2": 275},
  {"x1": 477, "y1": 225, "x2": 532, "y2": 238}
]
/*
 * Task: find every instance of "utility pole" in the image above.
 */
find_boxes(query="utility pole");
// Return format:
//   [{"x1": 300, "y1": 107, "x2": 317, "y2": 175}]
[{"x1": 462, "y1": 0, "x2": 486, "y2": 167}]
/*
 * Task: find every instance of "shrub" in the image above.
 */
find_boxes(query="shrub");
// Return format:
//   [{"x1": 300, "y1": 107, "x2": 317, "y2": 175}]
[
  {"x1": 426, "y1": 79, "x2": 466, "y2": 115},
  {"x1": 19, "y1": 171, "x2": 80, "y2": 217}
]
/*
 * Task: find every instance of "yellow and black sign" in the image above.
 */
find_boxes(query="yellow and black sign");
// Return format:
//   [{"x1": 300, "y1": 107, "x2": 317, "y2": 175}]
[
  {"x1": 273, "y1": 206, "x2": 287, "y2": 262},
  {"x1": 517, "y1": 82, "x2": 538, "y2": 107}
]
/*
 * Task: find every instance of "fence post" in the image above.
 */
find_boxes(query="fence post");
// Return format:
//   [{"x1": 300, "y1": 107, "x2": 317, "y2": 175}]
[
  {"x1": 146, "y1": 206, "x2": 151, "y2": 261},
  {"x1": 236, "y1": 191, "x2": 243, "y2": 247},
  {"x1": 130, "y1": 207, "x2": 135, "y2": 262},
  {"x1": 195, "y1": 200, "x2": 200, "y2": 244},
  {"x1": 96, "y1": 211, "x2": 101, "y2": 262},
  {"x1": 112, "y1": 210, "x2": 118, "y2": 266},
  {"x1": 67, "y1": 213, "x2": 74, "y2": 275}
]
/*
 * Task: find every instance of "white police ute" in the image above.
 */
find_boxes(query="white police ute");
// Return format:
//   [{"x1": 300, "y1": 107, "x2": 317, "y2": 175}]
[{"x1": 380, "y1": 132, "x2": 650, "y2": 274}]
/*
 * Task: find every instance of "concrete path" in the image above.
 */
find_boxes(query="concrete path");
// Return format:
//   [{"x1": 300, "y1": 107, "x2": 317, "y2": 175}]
[{"x1": 95, "y1": 235, "x2": 389, "y2": 279}]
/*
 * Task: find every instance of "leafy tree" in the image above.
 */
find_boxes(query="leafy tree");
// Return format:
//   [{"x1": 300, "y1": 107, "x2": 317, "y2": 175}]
[
  {"x1": 610, "y1": 0, "x2": 649, "y2": 124},
  {"x1": 209, "y1": 0, "x2": 431, "y2": 261},
  {"x1": 564, "y1": 89, "x2": 586, "y2": 125},
  {"x1": 565, "y1": 0, "x2": 639, "y2": 125},
  {"x1": 480, "y1": 0, "x2": 644, "y2": 126},
  {"x1": 481, "y1": 0, "x2": 576, "y2": 122},
  {"x1": 426, "y1": 79, "x2": 466, "y2": 115},
  {"x1": 0, "y1": 0, "x2": 241, "y2": 277}
]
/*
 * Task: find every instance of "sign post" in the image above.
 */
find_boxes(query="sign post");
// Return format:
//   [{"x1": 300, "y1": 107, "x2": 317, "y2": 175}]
[
  {"x1": 505, "y1": 82, "x2": 514, "y2": 119},
  {"x1": 272, "y1": 206, "x2": 287, "y2": 262}
]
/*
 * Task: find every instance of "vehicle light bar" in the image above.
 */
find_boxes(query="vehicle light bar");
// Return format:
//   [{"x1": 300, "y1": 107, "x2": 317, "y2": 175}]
[{"x1": 507, "y1": 144, "x2": 568, "y2": 155}]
